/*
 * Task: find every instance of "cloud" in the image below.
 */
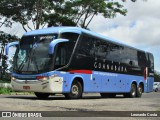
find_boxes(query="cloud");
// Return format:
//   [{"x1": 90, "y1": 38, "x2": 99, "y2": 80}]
[{"x1": 89, "y1": 0, "x2": 160, "y2": 71}]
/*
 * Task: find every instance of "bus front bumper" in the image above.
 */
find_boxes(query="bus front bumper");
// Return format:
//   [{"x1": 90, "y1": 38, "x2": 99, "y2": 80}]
[{"x1": 11, "y1": 77, "x2": 64, "y2": 93}]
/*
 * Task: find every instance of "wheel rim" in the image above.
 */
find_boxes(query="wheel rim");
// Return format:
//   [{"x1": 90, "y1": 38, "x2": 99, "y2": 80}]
[
  {"x1": 72, "y1": 85, "x2": 79, "y2": 95},
  {"x1": 131, "y1": 85, "x2": 136, "y2": 97},
  {"x1": 138, "y1": 86, "x2": 142, "y2": 94}
]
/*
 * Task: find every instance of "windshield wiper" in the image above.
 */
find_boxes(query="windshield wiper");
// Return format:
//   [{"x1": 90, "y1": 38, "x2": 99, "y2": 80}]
[
  {"x1": 28, "y1": 48, "x2": 39, "y2": 73},
  {"x1": 17, "y1": 46, "x2": 33, "y2": 72}
]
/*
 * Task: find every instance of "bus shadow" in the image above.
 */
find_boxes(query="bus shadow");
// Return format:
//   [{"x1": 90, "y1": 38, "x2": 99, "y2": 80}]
[{"x1": 5, "y1": 95, "x2": 125, "y2": 101}]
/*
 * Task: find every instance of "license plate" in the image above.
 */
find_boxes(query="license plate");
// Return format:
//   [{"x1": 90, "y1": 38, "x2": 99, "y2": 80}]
[{"x1": 23, "y1": 86, "x2": 30, "y2": 90}]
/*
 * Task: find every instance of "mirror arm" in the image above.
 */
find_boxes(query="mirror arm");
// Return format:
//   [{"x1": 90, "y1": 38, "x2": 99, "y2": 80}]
[
  {"x1": 49, "y1": 39, "x2": 69, "y2": 54},
  {"x1": 5, "y1": 41, "x2": 19, "y2": 55}
]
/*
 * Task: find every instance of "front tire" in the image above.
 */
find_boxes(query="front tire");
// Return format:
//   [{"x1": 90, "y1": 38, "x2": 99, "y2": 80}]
[
  {"x1": 64, "y1": 81, "x2": 82, "y2": 99},
  {"x1": 34, "y1": 92, "x2": 50, "y2": 99}
]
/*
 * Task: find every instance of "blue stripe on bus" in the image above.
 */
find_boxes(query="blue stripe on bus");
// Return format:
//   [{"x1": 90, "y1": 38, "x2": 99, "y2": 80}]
[{"x1": 12, "y1": 70, "x2": 154, "y2": 93}]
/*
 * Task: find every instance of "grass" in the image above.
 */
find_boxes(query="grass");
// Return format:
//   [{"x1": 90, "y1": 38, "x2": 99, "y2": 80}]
[
  {"x1": 0, "y1": 87, "x2": 34, "y2": 95},
  {"x1": 0, "y1": 79, "x2": 34, "y2": 95},
  {"x1": 0, "y1": 87, "x2": 12, "y2": 94}
]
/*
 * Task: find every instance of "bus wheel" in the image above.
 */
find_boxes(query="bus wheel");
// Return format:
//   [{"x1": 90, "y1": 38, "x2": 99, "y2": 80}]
[
  {"x1": 34, "y1": 92, "x2": 50, "y2": 99},
  {"x1": 129, "y1": 83, "x2": 137, "y2": 98},
  {"x1": 124, "y1": 83, "x2": 137, "y2": 98},
  {"x1": 137, "y1": 84, "x2": 143, "y2": 98},
  {"x1": 65, "y1": 81, "x2": 82, "y2": 99}
]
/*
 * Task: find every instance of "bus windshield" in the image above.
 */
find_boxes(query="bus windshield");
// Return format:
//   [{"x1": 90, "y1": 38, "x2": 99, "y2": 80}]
[
  {"x1": 13, "y1": 34, "x2": 57, "y2": 74},
  {"x1": 13, "y1": 32, "x2": 79, "y2": 74}
]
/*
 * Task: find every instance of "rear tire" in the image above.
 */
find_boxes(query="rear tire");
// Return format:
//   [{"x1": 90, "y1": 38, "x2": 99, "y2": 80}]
[
  {"x1": 137, "y1": 84, "x2": 143, "y2": 98},
  {"x1": 34, "y1": 92, "x2": 50, "y2": 99},
  {"x1": 124, "y1": 83, "x2": 137, "y2": 98},
  {"x1": 64, "y1": 81, "x2": 82, "y2": 99}
]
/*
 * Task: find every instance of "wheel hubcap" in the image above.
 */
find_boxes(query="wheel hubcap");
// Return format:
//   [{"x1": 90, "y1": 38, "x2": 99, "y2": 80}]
[
  {"x1": 132, "y1": 86, "x2": 136, "y2": 96},
  {"x1": 72, "y1": 85, "x2": 79, "y2": 95},
  {"x1": 139, "y1": 87, "x2": 142, "y2": 94}
]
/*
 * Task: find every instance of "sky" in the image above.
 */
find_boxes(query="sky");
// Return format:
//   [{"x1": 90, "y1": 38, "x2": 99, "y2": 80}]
[
  {"x1": 89, "y1": 0, "x2": 160, "y2": 72},
  {"x1": 0, "y1": 0, "x2": 160, "y2": 72}
]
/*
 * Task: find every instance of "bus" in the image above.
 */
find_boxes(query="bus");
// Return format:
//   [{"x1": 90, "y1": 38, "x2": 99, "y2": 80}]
[{"x1": 6, "y1": 27, "x2": 154, "y2": 99}]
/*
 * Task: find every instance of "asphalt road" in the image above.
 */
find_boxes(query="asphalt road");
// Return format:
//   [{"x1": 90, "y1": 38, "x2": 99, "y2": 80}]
[{"x1": 0, "y1": 92, "x2": 160, "y2": 119}]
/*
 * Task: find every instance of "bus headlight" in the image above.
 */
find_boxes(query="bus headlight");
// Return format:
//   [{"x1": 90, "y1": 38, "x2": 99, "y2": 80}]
[{"x1": 11, "y1": 76, "x2": 16, "y2": 81}]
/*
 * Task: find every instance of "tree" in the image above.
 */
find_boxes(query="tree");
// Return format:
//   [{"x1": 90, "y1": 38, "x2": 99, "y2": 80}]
[
  {"x1": 154, "y1": 71, "x2": 160, "y2": 82},
  {"x1": 47, "y1": 0, "x2": 127, "y2": 28},
  {"x1": 0, "y1": 31, "x2": 19, "y2": 79},
  {"x1": 45, "y1": 0, "x2": 77, "y2": 27},
  {"x1": 0, "y1": 0, "x2": 147, "y2": 31},
  {"x1": 122, "y1": 0, "x2": 147, "y2": 2},
  {"x1": 0, "y1": 0, "x2": 51, "y2": 32},
  {"x1": 0, "y1": 17, "x2": 13, "y2": 28}
]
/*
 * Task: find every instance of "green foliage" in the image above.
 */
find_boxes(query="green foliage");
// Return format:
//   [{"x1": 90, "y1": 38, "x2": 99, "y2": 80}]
[
  {"x1": 47, "y1": 0, "x2": 127, "y2": 28},
  {"x1": 0, "y1": 0, "x2": 129, "y2": 30},
  {"x1": 0, "y1": 31, "x2": 20, "y2": 79},
  {"x1": 0, "y1": 0, "x2": 51, "y2": 31},
  {"x1": 0, "y1": 87, "x2": 12, "y2": 94},
  {"x1": 154, "y1": 72, "x2": 160, "y2": 82}
]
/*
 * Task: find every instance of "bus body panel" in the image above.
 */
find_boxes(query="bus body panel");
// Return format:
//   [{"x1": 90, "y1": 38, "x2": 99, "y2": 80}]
[{"x1": 11, "y1": 71, "x2": 151, "y2": 94}]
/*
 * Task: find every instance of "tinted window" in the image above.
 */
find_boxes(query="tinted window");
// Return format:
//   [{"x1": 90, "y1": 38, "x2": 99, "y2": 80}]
[
  {"x1": 148, "y1": 53, "x2": 154, "y2": 68},
  {"x1": 54, "y1": 32, "x2": 79, "y2": 69},
  {"x1": 78, "y1": 35, "x2": 96, "y2": 57},
  {"x1": 61, "y1": 32, "x2": 79, "y2": 55},
  {"x1": 138, "y1": 51, "x2": 148, "y2": 67},
  {"x1": 78, "y1": 34, "x2": 139, "y2": 67}
]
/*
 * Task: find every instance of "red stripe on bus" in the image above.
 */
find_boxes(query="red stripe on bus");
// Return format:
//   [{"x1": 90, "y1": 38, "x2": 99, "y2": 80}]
[{"x1": 69, "y1": 70, "x2": 92, "y2": 74}]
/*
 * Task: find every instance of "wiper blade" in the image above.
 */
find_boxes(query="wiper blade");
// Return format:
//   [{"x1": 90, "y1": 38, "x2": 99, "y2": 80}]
[
  {"x1": 17, "y1": 46, "x2": 33, "y2": 72},
  {"x1": 29, "y1": 49, "x2": 39, "y2": 73},
  {"x1": 16, "y1": 59, "x2": 26, "y2": 72}
]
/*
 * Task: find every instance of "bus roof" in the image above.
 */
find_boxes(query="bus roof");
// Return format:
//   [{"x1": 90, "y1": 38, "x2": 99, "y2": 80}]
[
  {"x1": 23, "y1": 26, "x2": 148, "y2": 53},
  {"x1": 23, "y1": 27, "x2": 82, "y2": 36}
]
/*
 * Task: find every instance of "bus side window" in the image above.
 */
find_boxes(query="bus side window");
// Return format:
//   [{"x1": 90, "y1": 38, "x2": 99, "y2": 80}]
[
  {"x1": 148, "y1": 53, "x2": 154, "y2": 69},
  {"x1": 54, "y1": 43, "x2": 67, "y2": 69},
  {"x1": 137, "y1": 51, "x2": 147, "y2": 67},
  {"x1": 94, "y1": 39, "x2": 107, "y2": 59},
  {"x1": 78, "y1": 35, "x2": 96, "y2": 57}
]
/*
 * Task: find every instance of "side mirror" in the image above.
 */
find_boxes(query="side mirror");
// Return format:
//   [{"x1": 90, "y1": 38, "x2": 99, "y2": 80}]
[
  {"x1": 5, "y1": 41, "x2": 19, "y2": 55},
  {"x1": 49, "y1": 39, "x2": 68, "y2": 54}
]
